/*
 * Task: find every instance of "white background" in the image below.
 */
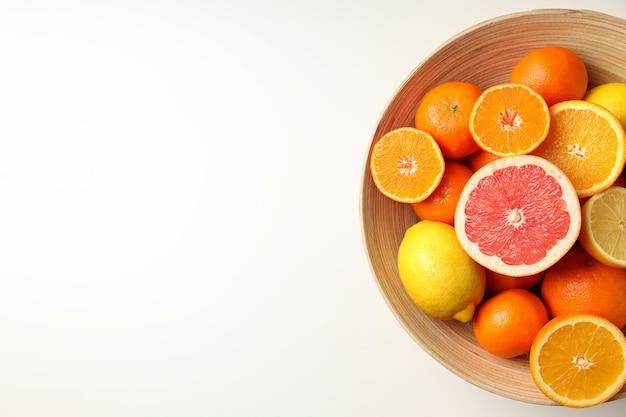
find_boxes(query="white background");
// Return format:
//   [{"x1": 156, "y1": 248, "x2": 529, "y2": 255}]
[{"x1": 0, "y1": 0, "x2": 625, "y2": 416}]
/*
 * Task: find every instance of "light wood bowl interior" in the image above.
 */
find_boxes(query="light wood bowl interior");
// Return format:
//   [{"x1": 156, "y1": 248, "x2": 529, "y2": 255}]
[{"x1": 361, "y1": 9, "x2": 626, "y2": 405}]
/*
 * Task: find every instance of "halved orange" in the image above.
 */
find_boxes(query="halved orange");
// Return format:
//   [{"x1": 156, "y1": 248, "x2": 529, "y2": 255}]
[
  {"x1": 369, "y1": 127, "x2": 444, "y2": 203},
  {"x1": 529, "y1": 314, "x2": 626, "y2": 408},
  {"x1": 469, "y1": 83, "x2": 550, "y2": 157},
  {"x1": 531, "y1": 100, "x2": 626, "y2": 198}
]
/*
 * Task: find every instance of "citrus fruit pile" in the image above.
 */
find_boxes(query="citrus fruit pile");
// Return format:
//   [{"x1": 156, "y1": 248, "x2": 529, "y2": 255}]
[{"x1": 370, "y1": 45, "x2": 626, "y2": 408}]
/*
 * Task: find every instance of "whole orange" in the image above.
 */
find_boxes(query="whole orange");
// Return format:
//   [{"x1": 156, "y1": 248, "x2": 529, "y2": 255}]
[
  {"x1": 466, "y1": 149, "x2": 500, "y2": 172},
  {"x1": 485, "y1": 269, "x2": 544, "y2": 295},
  {"x1": 473, "y1": 288, "x2": 549, "y2": 358},
  {"x1": 411, "y1": 160, "x2": 473, "y2": 225},
  {"x1": 541, "y1": 246, "x2": 626, "y2": 328},
  {"x1": 415, "y1": 81, "x2": 482, "y2": 159},
  {"x1": 510, "y1": 45, "x2": 588, "y2": 106}
]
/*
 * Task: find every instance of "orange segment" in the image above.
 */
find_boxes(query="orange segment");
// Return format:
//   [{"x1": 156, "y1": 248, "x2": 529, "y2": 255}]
[
  {"x1": 469, "y1": 83, "x2": 550, "y2": 156},
  {"x1": 369, "y1": 127, "x2": 444, "y2": 203},
  {"x1": 529, "y1": 314, "x2": 626, "y2": 408},
  {"x1": 532, "y1": 100, "x2": 626, "y2": 198}
]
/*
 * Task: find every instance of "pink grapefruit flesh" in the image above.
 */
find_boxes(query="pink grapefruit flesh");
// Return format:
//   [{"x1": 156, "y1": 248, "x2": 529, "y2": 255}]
[{"x1": 454, "y1": 155, "x2": 581, "y2": 277}]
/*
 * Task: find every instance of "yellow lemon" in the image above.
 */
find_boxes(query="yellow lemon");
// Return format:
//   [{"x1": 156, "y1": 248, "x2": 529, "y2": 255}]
[
  {"x1": 584, "y1": 82, "x2": 626, "y2": 132},
  {"x1": 397, "y1": 220, "x2": 486, "y2": 322}
]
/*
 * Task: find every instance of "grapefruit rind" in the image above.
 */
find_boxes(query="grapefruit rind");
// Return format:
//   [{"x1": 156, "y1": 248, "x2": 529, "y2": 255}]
[{"x1": 454, "y1": 155, "x2": 581, "y2": 277}]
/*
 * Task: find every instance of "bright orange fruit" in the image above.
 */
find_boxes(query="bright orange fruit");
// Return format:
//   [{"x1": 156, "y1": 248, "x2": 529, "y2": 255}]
[
  {"x1": 530, "y1": 314, "x2": 626, "y2": 407},
  {"x1": 466, "y1": 149, "x2": 500, "y2": 172},
  {"x1": 411, "y1": 160, "x2": 473, "y2": 225},
  {"x1": 541, "y1": 246, "x2": 626, "y2": 328},
  {"x1": 531, "y1": 100, "x2": 626, "y2": 198},
  {"x1": 510, "y1": 45, "x2": 588, "y2": 107},
  {"x1": 369, "y1": 127, "x2": 445, "y2": 203},
  {"x1": 484, "y1": 269, "x2": 543, "y2": 295},
  {"x1": 472, "y1": 288, "x2": 548, "y2": 358},
  {"x1": 415, "y1": 81, "x2": 482, "y2": 159},
  {"x1": 469, "y1": 83, "x2": 550, "y2": 156}
]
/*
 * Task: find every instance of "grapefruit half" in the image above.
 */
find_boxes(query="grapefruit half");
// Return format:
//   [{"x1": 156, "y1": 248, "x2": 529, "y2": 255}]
[{"x1": 454, "y1": 155, "x2": 581, "y2": 277}]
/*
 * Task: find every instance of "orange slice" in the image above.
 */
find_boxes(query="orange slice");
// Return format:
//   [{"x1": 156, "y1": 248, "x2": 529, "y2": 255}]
[
  {"x1": 369, "y1": 127, "x2": 444, "y2": 203},
  {"x1": 579, "y1": 186, "x2": 626, "y2": 268},
  {"x1": 531, "y1": 100, "x2": 626, "y2": 198},
  {"x1": 529, "y1": 314, "x2": 626, "y2": 408},
  {"x1": 469, "y1": 83, "x2": 550, "y2": 156}
]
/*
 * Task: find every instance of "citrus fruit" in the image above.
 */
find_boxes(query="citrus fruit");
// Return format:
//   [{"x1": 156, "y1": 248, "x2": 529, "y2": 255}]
[
  {"x1": 411, "y1": 160, "x2": 473, "y2": 225},
  {"x1": 531, "y1": 100, "x2": 626, "y2": 198},
  {"x1": 484, "y1": 269, "x2": 543, "y2": 295},
  {"x1": 466, "y1": 149, "x2": 500, "y2": 172},
  {"x1": 510, "y1": 45, "x2": 588, "y2": 107},
  {"x1": 579, "y1": 186, "x2": 626, "y2": 268},
  {"x1": 584, "y1": 82, "x2": 626, "y2": 132},
  {"x1": 454, "y1": 155, "x2": 581, "y2": 277},
  {"x1": 469, "y1": 83, "x2": 550, "y2": 157},
  {"x1": 529, "y1": 314, "x2": 626, "y2": 408},
  {"x1": 369, "y1": 127, "x2": 445, "y2": 203},
  {"x1": 472, "y1": 288, "x2": 548, "y2": 358},
  {"x1": 541, "y1": 246, "x2": 626, "y2": 328},
  {"x1": 414, "y1": 81, "x2": 482, "y2": 159},
  {"x1": 397, "y1": 220, "x2": 485, "y2": 322}
]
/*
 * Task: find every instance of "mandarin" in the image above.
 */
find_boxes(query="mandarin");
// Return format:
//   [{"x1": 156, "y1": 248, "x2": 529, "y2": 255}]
[
  {"x1": 472, "y1": 288, "x2": 548, "y2": 358},
  {"x1": 411, "y1": 160, "x2": 473, "y2": 225},
  {"x1": 466, "y1": 149, "x2": 500, "y2": 172},
  {"x1": 510, "y1": 45, "x2": 588, "y2": 107},
  {"x1": 415, "y1": 81, "x2": 482, "y2": 159},
  {"x1": 484, "y1": 269, "x2": 543, "y2": 295},
  {"x1": 541, "y1": 246, "x2": 626, "y2": 328}
]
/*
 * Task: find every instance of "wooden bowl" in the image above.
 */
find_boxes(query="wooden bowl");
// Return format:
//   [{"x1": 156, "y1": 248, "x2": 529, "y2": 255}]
[{"x1": 361, "y1": 9, "x2": 626, "y2": 405}]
